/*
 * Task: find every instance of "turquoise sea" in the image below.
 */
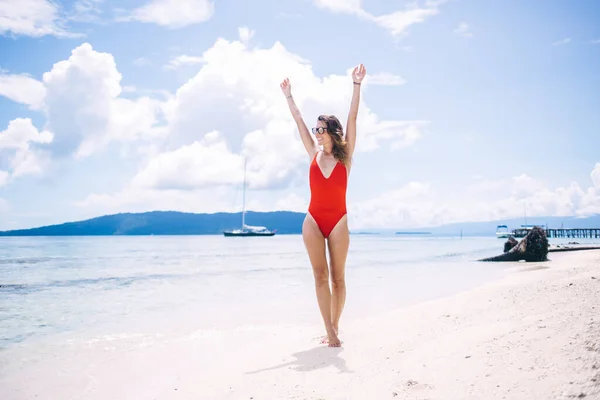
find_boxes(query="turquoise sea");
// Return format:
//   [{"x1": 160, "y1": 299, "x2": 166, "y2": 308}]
[
  {"x1": 0, "y1": 234, "x2": 513, "y2": 349},
  {"x1": 2, "y1": 234, "x2": 598, "y2": 352}
]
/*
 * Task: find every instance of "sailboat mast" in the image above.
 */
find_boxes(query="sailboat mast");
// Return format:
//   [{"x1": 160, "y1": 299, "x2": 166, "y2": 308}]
[{"x1": 242, "y1": 158, "x2": 246, "y2": 229}]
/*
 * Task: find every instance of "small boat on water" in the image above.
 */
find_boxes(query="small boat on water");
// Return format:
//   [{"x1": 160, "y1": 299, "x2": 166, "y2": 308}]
[
  {"x1": 223, "y1": 158, "x2": 276, "y2": 238},
  {"x1": 495, "y1": 225, "x2": 510, "y2": 238},
  {"x1": 223, "y1": 224, "x2": 276, "y2": 237}
]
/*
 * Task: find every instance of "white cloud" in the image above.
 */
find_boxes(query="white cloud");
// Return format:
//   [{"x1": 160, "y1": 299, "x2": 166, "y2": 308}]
[
  {"x1": 0, "y1": 0, "x2": 109, "y2": 38},
  {"x1": 68, "y1": 0, "x2": 104, "y2": 23},
  {"x1": 592, "y1": 39, "x2": 600, "y2": 44},
  {"x1": 9, "y1": 146, "x2": 51, "y2": 178},
  {"x1": 75, "y1": 32, "x2": 424, "y2": 213},
  {"x1": 350, "y1": 181, "x2": 438, "y2": 228},
  {"x1": 509, "y1": 174, "x2": 547, "y2": 198},
  {"x1": 0, "y1": 118, "x2": 53, "y2": 180},
  {"x1": 40, "y1": 43, "x2": 165, "y2": 158},
  {"x1": 454, "y1": 22, "x2": 472, "y2": 38},
  {"x1": 350, "y1": 168, "x2": 600, "y2": 229},
  {"x1": 2, "y1": 32, "x2": 422, "y2": 206},
  {"x1": 354, "y1": 119, "x2": 425, "y2": 152},
  {"x1": 314, "y1": 0, "x2": 444, "y2": 37},
  {"x1": 313, "y1": 0, "x2": 367, "y2": 16},
  {"x1": 238, "y1": 26, "x2": 255, "y2": 45},
  {"x1": 552, "y1": 38, "x2": 571, "y2": 46},
  {"x1": 0, "y1": 73, "x2": 46, "y2": 110},
  {"x1": 164, "y1": 55, "x2": 205, "y2": 70},
  {"x1": 131, "y1": 131, "x2": 245, "y2": 190},
  {"x1": 0, "y1": 42, "x2": 166, "y2": 190},
  {"x1": 372, "y1": 6, "x2": 440, "y2": 37},
  {"x1": 73, "y1": 186, "x2": 235, "y2": 218},
  {"x1": 0, "y1": 118, "x2": 52, "y2": 150},
  {"x1": 0, "y1": 0, "x2": 78, "y2": 37},
  {"x1": 154, "y1": 36, "x2": 422, "y2": 188},
  {"x1": 127, "y1": 0, "x2": 214, "y2": 28},
  {"x1": 273, "y1": 192, "x2": 309, "y2": 213}
]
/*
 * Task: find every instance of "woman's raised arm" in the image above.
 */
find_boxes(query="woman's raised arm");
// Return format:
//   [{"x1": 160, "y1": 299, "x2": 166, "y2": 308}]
[
  {"x1": 345, "y1": 64, "x2": 366, "y2": 158},
  {"x1": 280, "y1": 78, "x2": 318, "y2": 159}
]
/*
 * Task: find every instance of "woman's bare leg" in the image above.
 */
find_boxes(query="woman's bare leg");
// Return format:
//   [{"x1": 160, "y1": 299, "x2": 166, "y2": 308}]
[
  {"x1": 303, "y1": 213, "x2": 341, "y2": 347},
  {"x1": 327, "y1": 215, "x2": 350, "y2": 338}
]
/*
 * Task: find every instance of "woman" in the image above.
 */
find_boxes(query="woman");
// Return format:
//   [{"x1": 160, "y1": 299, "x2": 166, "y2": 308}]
[{"x1": 280, "y1": 64, "x2": 366, "y2": 347}]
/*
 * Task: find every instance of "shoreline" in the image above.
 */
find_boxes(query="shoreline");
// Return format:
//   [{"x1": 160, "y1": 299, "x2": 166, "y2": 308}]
[{"x1": 1, "y1": 250, "x2": 599, "y2": 399}]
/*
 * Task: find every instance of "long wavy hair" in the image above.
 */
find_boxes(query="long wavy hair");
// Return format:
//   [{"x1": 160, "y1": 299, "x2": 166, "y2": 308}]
[{"x1": 318, "y1": 114, "x2": 350, "y2": 167}]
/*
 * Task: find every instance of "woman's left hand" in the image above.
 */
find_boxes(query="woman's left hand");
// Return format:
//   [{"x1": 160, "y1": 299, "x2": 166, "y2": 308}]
[{"x1": 352, "y1": 64, "x2": 366, "y2": 84}]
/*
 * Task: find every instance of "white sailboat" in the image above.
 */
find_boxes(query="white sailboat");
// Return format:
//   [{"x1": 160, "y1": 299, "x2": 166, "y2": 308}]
[{"x1": 223, "y1": 158, "x2": 276, "y2": 237}]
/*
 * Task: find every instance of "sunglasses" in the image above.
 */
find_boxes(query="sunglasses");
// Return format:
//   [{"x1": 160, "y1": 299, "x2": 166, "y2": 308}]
[{"x1": 311, "y1": 127, "x2": 327, "y2": 135}]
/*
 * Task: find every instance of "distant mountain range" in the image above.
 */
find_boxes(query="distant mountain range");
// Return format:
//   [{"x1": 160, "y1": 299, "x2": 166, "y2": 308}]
[
  {"x1": 0, "y1": 211, "x2": 305, "y2": 236},
  {"x1": 0, "y1": 210, "x2": 599, "y2": 237}
]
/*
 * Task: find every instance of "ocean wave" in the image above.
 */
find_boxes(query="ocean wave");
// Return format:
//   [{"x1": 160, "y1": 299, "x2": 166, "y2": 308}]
[
  {"x1": 0, "y1": 284, "x2": 29, "y2": 291},
  {"x1": 0, "y1": 257, "x2": 55, "y2": 265}
]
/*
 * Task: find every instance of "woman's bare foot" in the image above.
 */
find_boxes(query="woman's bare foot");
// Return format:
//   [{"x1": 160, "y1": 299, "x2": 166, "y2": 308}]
[
  {"x1": 319, "y1": 327, "x2": 341, "y2": 347},
  {"x1": 319, "y1": 325, "x2": 339, "y2": 344},
  {"x1": 327, "y1": 331, "x2": 342, "y2": 347}
]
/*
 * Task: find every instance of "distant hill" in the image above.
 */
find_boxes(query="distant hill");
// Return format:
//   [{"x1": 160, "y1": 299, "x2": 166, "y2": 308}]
[
  {"x1": 0, "y1": 211, "x2": 599, "y2": 237},
  {"x1": 0, "y1": 211, "x2": 306, "y2": 236}
]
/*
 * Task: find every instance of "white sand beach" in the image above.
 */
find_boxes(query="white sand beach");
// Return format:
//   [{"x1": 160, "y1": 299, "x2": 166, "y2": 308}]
[{"x1": 2, "y1": 250, "x2": 599, "y2": 400}]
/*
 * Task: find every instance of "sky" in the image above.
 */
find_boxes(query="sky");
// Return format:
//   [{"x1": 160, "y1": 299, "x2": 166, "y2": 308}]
[{"x1": 0, "y1": 0, "x2": 599, "y2": 231}]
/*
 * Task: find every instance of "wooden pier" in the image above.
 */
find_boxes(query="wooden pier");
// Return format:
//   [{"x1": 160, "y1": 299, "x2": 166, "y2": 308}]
[
  {"x1": 512, "y1": 228, "x2": 600, "y2": 239},
  {"x1": 546, "y1": 228, "x2": 600, "y2": 238}
]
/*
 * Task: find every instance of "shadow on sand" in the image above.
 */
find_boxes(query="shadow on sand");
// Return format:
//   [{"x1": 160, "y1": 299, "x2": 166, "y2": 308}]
[{"x1": 245, "y1": 346, "x2": 352, "y2": 374}]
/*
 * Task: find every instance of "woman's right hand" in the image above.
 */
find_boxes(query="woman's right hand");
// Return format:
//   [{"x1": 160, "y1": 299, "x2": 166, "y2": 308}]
[{"x1": 280, "y1": 78, "x2": 292, "y2": 98}]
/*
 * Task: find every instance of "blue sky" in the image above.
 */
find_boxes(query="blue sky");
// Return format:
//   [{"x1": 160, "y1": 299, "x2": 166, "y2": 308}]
[{"x1": 1, "y1": 0, "x2": 599, "y2": 231}]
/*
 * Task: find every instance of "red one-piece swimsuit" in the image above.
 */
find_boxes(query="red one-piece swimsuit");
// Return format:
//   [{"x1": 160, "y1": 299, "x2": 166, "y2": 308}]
[{"x1": 308, "y1": 151, "x2": 348, "y2": 239}]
